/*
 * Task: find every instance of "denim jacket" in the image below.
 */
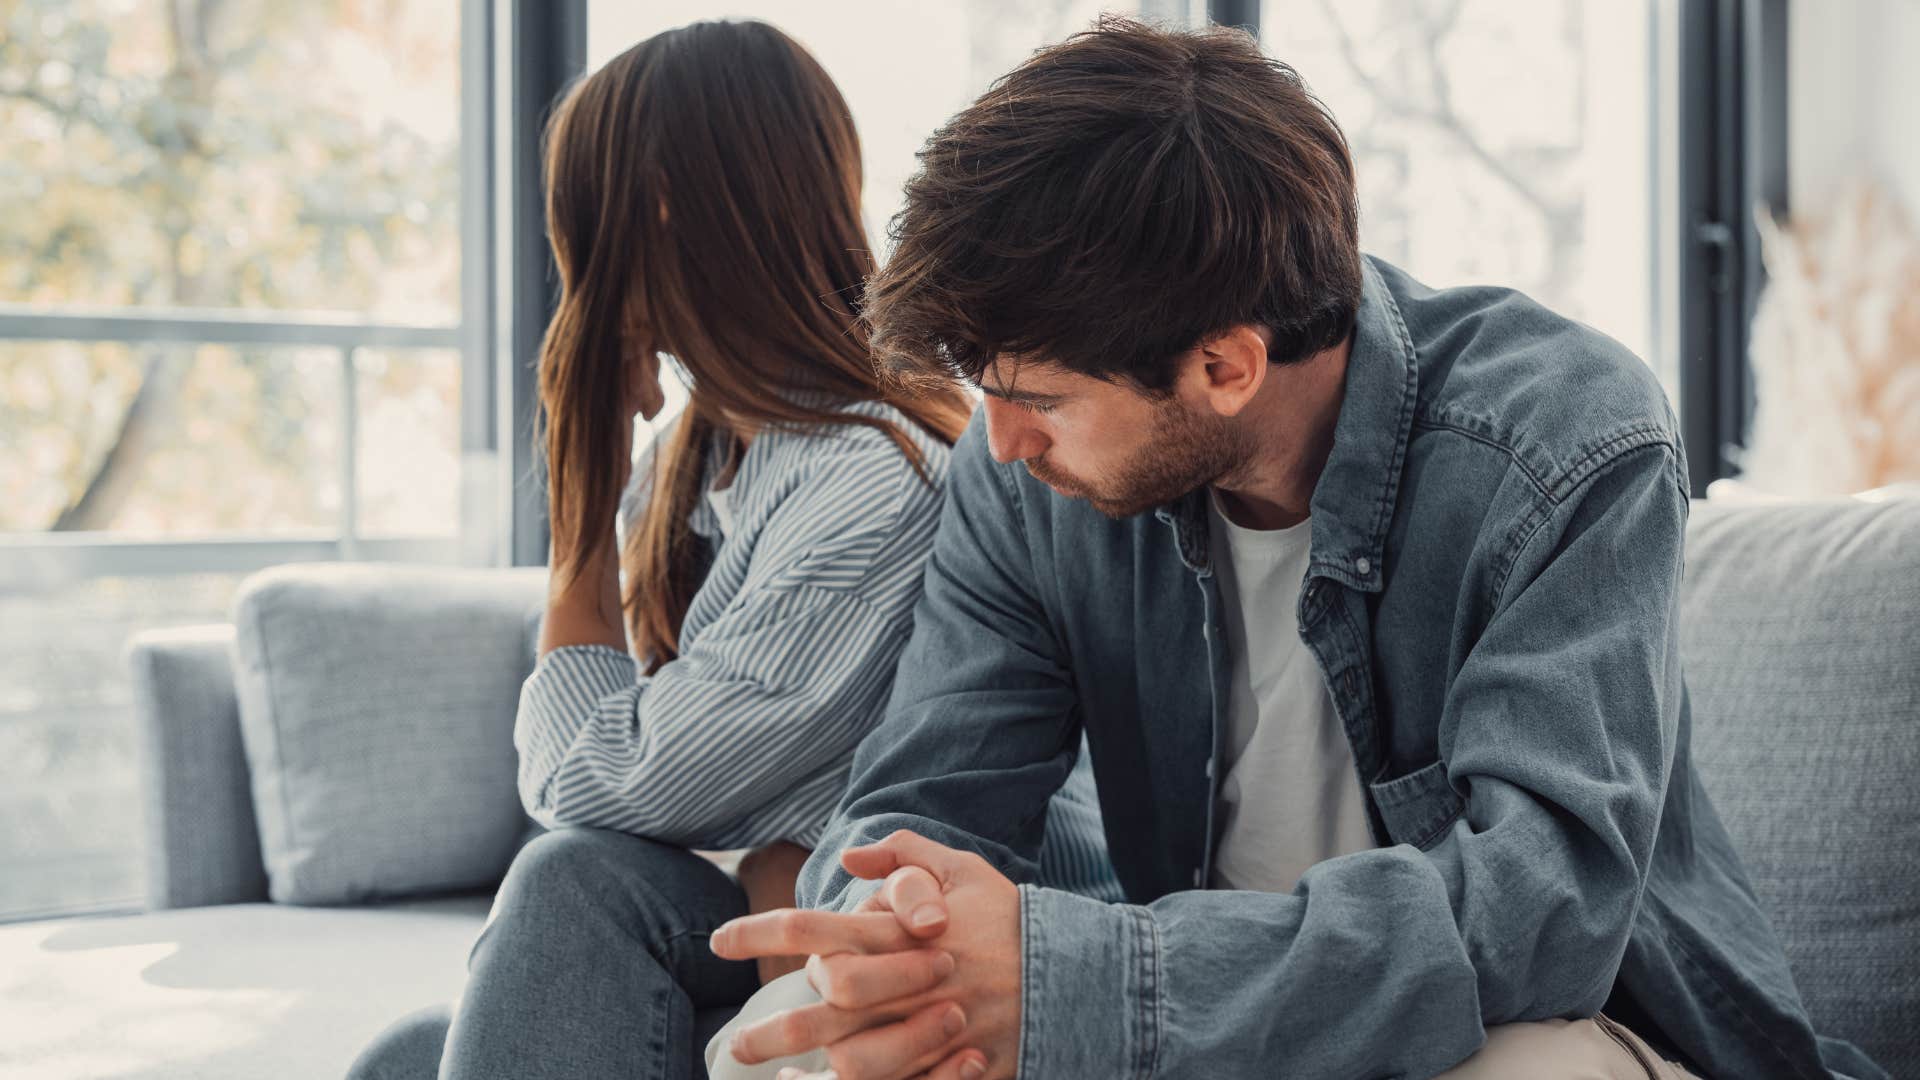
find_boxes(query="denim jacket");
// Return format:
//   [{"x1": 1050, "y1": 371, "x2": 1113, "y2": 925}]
[{"x1": 799, "y1": 257, "x2": 1884, "y2": 1080}]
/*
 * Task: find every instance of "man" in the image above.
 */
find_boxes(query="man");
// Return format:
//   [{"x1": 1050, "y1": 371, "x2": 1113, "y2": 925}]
[{"x1": 706, "y1": 18, "x2": 1883, "y2": 1080}]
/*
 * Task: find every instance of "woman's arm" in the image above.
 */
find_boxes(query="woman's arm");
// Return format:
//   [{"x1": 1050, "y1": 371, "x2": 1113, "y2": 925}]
[
  {"x1": 514, "y1": 442, "x2": 943, "y2": 852},
  {"x1": 536, "y1": 405, "x2": 639, "y2": 659},
  {"x1": 535, "y1": 533, "x2": 627, "y2": 658}
]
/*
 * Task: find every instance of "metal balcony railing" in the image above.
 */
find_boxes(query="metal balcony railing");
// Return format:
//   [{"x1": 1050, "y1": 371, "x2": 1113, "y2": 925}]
[{"x1": 0, "y1": 305, "x2": 470, "y2": 588}]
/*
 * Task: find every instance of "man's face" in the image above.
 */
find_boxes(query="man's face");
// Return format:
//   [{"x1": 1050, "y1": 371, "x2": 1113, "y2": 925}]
[{"x1": 978, "y1": 357, "x2": 1247, "y2": 519}]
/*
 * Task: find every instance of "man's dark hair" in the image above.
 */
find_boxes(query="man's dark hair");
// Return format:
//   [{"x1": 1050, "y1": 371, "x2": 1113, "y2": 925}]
[{"x1": 866, "y1": 16, "x2": 1362, "y2": 395}]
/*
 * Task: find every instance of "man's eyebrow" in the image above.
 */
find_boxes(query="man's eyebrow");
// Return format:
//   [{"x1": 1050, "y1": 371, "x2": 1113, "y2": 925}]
[{"x1": 977, "y1": 382, "x2": 1066, "y2": 404}]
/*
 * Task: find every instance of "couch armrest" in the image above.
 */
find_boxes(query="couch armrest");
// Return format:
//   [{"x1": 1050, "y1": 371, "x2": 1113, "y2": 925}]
[{"x1": 126, "y1": 623, "x2": 270, "y2": 909}]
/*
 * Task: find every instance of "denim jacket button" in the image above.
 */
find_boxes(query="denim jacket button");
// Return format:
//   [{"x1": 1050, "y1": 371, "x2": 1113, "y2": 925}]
[
  {"x1": 1192, "y1": 868, "x2": 1203, "y2": 887},
  {"x1": 1355, "y1": 556, "x2": 1372, "y2": 576}
]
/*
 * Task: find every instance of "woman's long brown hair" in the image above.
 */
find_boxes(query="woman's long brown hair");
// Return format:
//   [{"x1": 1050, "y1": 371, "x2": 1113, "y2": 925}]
[{"x1": 537, "y1": 20, "x2": 972, "y2": 672}]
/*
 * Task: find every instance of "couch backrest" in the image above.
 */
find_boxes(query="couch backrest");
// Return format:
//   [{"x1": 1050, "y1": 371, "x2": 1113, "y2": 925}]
[
  {"x1": 129, "y1": 564, "x2": 549, "y2": 910},
  {"x1": 227, "y1": 562, "x2": 549, "y2": 905},
  {"x1": 1679, "y1": 497, "x2": 1920, "y2": 1075}
]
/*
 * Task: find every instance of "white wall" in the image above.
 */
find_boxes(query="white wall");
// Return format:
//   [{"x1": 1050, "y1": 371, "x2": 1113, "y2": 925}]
[{"x1": 1789, "y1": 0, "x2": 1920, "y2": 217}]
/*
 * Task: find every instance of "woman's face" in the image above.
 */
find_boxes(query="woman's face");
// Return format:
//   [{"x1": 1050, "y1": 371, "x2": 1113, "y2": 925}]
[
  {"x1": 622, "y1": 300, "x2": 668, "y2": 421},
  {"x1": 627, "y1": 345, "x2": 667, "y2": 422}
]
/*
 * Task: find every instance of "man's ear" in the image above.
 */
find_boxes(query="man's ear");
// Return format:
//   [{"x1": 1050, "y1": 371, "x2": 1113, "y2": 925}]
[{"x1": 1187, "y1": 324, "x2": 1270, "y2": 417}]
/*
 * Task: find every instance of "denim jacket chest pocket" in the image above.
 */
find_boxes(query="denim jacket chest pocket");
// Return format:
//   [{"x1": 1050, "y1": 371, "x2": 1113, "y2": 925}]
[{"x1": 1367, "y1": 759, "x2": 1467, "y2": 850}]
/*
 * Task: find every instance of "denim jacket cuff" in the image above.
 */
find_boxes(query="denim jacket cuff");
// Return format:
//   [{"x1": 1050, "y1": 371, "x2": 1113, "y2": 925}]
[{"x1": 1018, "y1": 885, "x2": 1160, "y2": 1079}]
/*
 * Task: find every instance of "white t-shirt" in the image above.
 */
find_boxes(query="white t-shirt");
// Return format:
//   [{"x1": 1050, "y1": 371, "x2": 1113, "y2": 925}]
[
  {"x1": 1206, "y1": 489, "x2": 1374, "y2": 893},
  {"x1": 707, "y1": 484, "x2": 735, "y2": 536}
]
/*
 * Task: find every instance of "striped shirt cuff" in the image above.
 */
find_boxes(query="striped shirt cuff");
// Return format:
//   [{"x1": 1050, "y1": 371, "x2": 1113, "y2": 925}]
[{"x1": 515, "y1": 644, "x2": 639, "y2": 809}]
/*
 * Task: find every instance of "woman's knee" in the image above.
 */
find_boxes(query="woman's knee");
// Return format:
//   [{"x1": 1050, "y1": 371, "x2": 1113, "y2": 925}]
[
  {"x1": 494, "y1": 827, "x2": 681, "y2": 908},
  {"x1": 345, "y1": 1002, "x2": 452, "y2": 1080},
  {"x1": 481, "y1": 826, "x2": 734, "y2": 956}
]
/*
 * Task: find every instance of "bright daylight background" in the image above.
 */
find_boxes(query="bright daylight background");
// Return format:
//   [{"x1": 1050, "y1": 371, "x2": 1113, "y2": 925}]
[{"x1": 1, "y1": 0, "x2": 1662, "y2": 922}]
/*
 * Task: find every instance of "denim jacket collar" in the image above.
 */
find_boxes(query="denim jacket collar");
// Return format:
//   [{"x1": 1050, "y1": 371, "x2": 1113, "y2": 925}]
[{"x1": 1155, "y1": 256, "x2": 1418, "y2": 594}]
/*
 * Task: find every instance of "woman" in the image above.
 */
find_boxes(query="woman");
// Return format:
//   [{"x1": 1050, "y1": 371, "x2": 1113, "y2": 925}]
[{"x1": 348, "y1": 20, "x2": 1117, "y2": 1080}]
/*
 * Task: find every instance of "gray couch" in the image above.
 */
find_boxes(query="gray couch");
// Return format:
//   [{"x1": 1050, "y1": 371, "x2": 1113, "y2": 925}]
[{"x1": 2, "y1": 498, "x2": 1914, "y2": 1079}]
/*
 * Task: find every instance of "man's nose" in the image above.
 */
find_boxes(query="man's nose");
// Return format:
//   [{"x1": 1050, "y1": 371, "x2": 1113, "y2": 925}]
[{"x1": 981, "y1": 397, "x2": 1047, "y2": 464}]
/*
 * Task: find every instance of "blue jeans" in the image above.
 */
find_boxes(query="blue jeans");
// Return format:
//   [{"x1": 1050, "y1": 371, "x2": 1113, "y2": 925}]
[{"x1": 348, "y1": 827, "x2": 758, "y2": 1080}]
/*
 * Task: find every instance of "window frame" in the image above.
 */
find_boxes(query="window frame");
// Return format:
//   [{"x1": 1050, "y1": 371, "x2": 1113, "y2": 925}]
[
  {"x1": 1195, "y1": 0, "x2": 1789, "y2": 500},
  {"x1": 0, "y1": 2, "x2": 502, "y2": 586},
  {"x1": 1675, "y1": 0, "x2": 1787, "y2": 495}
]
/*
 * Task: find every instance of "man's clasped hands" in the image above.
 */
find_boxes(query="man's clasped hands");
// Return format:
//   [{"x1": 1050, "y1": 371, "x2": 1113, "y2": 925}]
[{"x1": 710, "y1": 830, "x2": 1024, "y2": 1080}]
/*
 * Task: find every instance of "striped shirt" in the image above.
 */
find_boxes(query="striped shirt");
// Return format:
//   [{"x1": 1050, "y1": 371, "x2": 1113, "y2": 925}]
[{"x1": 514, "y1": 399, "x2": 1121, "y2": 899}]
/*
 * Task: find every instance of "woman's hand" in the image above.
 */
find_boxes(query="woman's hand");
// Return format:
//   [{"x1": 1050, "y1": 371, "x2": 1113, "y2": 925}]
[{"x1": 736, "y1": 841, "x2": 815, "y2": 985}]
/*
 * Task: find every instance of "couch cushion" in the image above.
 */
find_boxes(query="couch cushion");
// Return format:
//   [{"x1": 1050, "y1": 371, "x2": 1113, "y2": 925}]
[
  {"x1": 229, "y1": 564, "x2": 547, "y2": 905},
  {"x1": 0, "y1": 892, "x2": 492, "y2": 1080},
  {"x1": 1680, "y1": 496, "x2": 1920, "y2": 1075}
]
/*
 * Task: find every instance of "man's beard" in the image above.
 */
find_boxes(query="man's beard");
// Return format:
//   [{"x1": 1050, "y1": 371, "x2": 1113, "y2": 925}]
[{"x1": 1025, "y1": 400, "x2": 1247, "y2": 519}]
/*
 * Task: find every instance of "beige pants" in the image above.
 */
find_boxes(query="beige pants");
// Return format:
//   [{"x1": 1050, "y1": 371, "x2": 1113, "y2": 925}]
[
  {"x1": 707, "y1": 971, "x2": 1700, "y2": 1080},
  {"x1": 1434, "y1": 1014, "x2": 1701, "y2": 1079}
]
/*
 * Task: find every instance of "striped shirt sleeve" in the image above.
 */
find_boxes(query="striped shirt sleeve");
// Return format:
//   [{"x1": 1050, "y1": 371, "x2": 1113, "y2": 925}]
[
  {"x1": 516, "y1": 581, "x2": 913, "y2": 850},
  {"x1": 515, "y1": 430, "x2": 941, "y2": 852}
]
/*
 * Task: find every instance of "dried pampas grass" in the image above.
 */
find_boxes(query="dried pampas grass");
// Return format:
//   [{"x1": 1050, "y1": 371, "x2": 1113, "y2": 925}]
[{"x1": 1736, "y1": 181, "x2": 1920, "y2": 495}]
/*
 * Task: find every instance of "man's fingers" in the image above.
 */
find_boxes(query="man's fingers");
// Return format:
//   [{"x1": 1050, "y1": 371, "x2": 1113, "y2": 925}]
[
  {"x1": 760, "y1": 1008, "x2": 982, "y2": 1080},
  {"x1": 729, "y1": 998, "x2": 869, "y2": 1066},
  {"x1": 823, "y1": 1001, "x2": 970, "y2": 1080},
  {"x1": 806, "y1": 948, "x2": 955, "y2": 1010},
  {"x1": 711, "y1": 908, "x2": 919, "y2": 961},
  {"x1": 728, "y1": 992, "x2": 927, "y2": 1066},
  {"x1": 921, "y1": 1047, "x2": 992, "y2": 1080},
  {"x1": 842, "y1": 829, "x2": 975, "y2": 884},
  {"x1": 880, "y1": 865, "x2": 948, "y2": 937}
]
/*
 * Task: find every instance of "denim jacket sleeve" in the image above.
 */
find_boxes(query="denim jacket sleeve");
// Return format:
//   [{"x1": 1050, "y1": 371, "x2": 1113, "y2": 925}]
[
  {"x1": 808, "y1": 420, "x2": 1690, "y2": 1076},
  {"x1": 797, "y1": 421, "x2": 1084, "y2": 914},
  {"x1": 1021, "y1": 440, "x2": 1691, "y2": 1079}
]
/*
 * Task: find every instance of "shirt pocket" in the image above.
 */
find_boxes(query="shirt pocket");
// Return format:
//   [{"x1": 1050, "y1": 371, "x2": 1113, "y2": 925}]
[{"x1": 1367, "y1": 759, "x2": 1466, "y2": 850}]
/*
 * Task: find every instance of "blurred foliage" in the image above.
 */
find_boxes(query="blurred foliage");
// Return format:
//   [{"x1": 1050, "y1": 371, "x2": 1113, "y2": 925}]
[{"x1": 0, "y1": 0, "x2": 461, "y2": 534}]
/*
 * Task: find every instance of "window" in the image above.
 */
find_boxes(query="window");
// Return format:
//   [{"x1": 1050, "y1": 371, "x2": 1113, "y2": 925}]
[
  {"x1": 1261, "y1": 0, "x2": 1671, "y2": 399},
  {"x1": 589, "y1": 2, "x2": 1204, "y2": 253},
  {"x1": 0, "y1": 0, "x2": 483, "y2": 921}
]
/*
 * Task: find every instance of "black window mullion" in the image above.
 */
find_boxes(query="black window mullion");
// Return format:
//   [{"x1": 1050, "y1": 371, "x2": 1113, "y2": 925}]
[
  {"x1": 504, "y1": 1, "x2": 588, "y2": 568},
  {"x1": 1209, "y1": 0, "x2": 1259, "y2": 33},
  {"x1": 1677, "y1": 0, "x2": 1786, "y2": 497}
]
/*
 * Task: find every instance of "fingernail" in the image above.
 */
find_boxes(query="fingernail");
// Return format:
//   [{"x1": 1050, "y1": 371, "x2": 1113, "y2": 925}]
[
  {"x1": 933, "y1": 950, "x2": 956, "y2": 978},
  {"x1": 943, "y1": 1005, "x2": 966, "y2": 1037},
  {"x1": 961, "y1": 1058, "x2": 987, "y2": 1080},
  {"x1": 911, "y1": 904, "x2": 944, "y2": 929},
  {"x1": 709, "y1": 927, "x2": 729, "y2": 954}
]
